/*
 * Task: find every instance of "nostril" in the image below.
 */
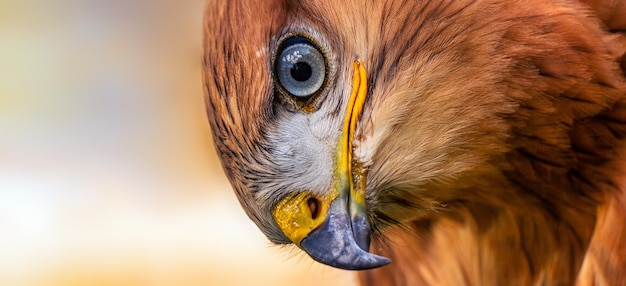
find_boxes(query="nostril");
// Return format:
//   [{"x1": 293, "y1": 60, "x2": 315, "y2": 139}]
[{"x1": 307, "y1": 197, "x2": 320, "y2": 220}]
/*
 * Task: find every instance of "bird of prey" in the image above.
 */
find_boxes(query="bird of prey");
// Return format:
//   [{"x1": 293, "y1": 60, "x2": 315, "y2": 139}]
[{"x1": 202, "y1": 0, "x2": 626, "y2": 284}]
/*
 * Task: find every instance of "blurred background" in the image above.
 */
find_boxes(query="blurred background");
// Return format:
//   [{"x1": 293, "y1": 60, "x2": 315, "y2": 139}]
[{"x1": 0, "y1": 0, "x2": 355, "y2": 285}]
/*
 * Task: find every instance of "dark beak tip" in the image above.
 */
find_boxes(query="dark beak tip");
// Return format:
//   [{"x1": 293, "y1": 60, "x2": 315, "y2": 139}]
[
  {"x1": 340, "y1": 255, "x2": 391, "y2": 271},
  {"x1": 300, "y1": 231, "x2": 392, "y2": 270}
]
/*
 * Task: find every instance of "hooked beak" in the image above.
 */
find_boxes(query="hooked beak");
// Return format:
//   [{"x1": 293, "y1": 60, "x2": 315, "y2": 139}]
[{"x1": 271, "y1": 61, "x2": 390, "y2": 270}]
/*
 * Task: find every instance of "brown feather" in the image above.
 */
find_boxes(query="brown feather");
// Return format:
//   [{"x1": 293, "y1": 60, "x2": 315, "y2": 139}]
[{"x1": 360, "y1": 1, "x2": 626, "y2": 284}]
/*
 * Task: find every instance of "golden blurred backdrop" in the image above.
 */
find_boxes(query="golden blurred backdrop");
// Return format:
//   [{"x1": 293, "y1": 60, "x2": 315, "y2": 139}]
[{"x1": 0, "y1": 0, "x2": 355, "y2": 285}]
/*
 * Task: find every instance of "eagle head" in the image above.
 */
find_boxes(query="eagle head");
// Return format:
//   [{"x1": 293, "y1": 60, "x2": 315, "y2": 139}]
[{"x1": 202, "y1": 0, "x2": 626, "y2": 274}]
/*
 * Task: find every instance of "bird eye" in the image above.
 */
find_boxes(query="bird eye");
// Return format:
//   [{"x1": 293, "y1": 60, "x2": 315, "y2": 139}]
[{"x1": 275, "y1": 36, "x2": 327, "y2": 102}]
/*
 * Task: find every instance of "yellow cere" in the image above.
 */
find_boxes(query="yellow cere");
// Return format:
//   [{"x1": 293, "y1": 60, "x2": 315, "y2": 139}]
[{"x1": 272, "y1": 191, "x2": 337, "y2": 245}]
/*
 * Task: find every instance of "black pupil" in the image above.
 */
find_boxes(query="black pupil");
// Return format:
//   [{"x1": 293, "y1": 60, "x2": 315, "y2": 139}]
[{"x1": 290, "y1": 62, "x2": 312, "y2": 82}]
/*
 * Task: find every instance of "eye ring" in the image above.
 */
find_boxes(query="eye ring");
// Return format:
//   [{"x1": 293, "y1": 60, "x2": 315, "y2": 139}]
[{"x1": 274, "y1": 35, "x2": 329, "y2": 106}]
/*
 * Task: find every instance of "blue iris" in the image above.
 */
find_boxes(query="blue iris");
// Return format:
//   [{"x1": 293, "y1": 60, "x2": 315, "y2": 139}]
[{"x1": 276, "y1": 36, "x2": 326, "y2": 101}]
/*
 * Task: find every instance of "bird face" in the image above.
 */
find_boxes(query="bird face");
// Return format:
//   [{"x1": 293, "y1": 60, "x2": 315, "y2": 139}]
[{"x1": 204, "y1": 0, "x2": 516, "y2": 270}]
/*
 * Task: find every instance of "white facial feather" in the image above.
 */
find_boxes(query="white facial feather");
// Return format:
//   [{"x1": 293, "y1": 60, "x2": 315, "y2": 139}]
[{"x1": 257, "y1": 109, "x2": 342, "y2": 201}]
